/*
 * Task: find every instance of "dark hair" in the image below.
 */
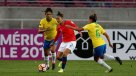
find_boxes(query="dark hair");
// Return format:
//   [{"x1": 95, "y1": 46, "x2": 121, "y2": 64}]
[
  {"x1": 57, "y1": 11, "x2": 63, "y2": 18},
  {"x1": 44, "y1": 8, "x2": 53, "y2": 14},
  {"x1": 89, "y1": 14, "x2": 97, "y2": 22}
]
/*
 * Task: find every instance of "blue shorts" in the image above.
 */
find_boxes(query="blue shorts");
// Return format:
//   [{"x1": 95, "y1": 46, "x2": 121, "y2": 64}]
[
  {"x1": 43, "y1": 40, "x2": 53, "y2": 49},
  {"x1": 94, "y1": 44, "x2": 106, "y2": 57},
  {"x1": 43, "y1": 40, "x2": 58, "y2": 50}
]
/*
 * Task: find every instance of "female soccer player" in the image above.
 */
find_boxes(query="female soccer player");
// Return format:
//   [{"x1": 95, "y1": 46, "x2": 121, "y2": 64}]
[
  {"x1": 38, "y1": 8, "x2": 58, "y2": 70},
  {"x1": 67, "y1": 14, "x2": 122, "y2": 73},
  {"x1": 51, "y1": 11, "x2": 81, "y2": 73}
]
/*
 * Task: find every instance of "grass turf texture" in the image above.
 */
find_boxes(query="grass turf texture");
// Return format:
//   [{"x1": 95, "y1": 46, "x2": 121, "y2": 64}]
[{"x1": 0, "y1": 60, "x2": 135, "y2": 76}]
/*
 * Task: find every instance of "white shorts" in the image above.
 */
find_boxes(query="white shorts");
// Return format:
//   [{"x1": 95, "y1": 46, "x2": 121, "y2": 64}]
[{"x1": 58, "y1": 41, "x2": 77, "y2": 52}]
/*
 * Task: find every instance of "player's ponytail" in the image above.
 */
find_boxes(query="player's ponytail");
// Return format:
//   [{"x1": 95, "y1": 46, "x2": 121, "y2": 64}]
[
  {"x1": 89, "y1": 13, "x2": 97, "y2": 22},
  {"x1": 57, "y1": 11, "x2": 63, "y2": 18}
]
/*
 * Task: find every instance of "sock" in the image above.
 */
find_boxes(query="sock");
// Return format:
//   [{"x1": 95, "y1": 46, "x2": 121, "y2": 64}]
[
  {"x1": 62, "y1": 57, "x2": 67, "y2": 69},
  {"x1": 104, "y1": 54, "x2": 115, "y2": 60},
  {"x1": 97, "y1": 59, "x2": 112, "y2": 70},
  {"x1": 57, "y1": 58, "x2": 62, "y2": 61},
  {"x1": 44, "y1": 56, "x2": 49, "y2": 67},
  {"x1": 51, "y1": 52, "x2": 56, "y2": 64}
]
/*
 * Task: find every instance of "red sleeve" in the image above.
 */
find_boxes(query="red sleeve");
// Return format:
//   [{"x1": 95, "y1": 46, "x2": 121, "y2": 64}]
[
  {"x1": 54, "y1": 27, "x2": 61, "y2": 42},
  {"x1": 67, "y1": 20, "x2": 78, "y2": 28},
  {"x1": 67, "y1": 20, "x2": 81, "y2": 32}
]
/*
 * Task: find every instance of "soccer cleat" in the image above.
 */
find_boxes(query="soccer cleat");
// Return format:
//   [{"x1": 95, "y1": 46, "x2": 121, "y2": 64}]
[
  {"x1": 58, "y1": 61, "x2": 62, "y2": 68},
  {"x1": 58, "y1": 69, "x2": 64, "y2": 73},
  {"x1": 105, "y1": 69, "x2": 113, "y2": 73},
  {"x1": 52, "y1": 63, "x2": 55, "y2": 70},
  {"x1": 115, "y1": 57, "x2": 122, "y2": 65}
]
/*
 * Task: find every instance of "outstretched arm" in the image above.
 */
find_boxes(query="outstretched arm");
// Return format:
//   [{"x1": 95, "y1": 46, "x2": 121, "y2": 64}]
[
  {"x1": 66, "y1": 25, "x2": 84, "y2": 37},
  {"x1": 103, "y1": 32, "x2": 113, "y2": 48},
  {"x1": 66, "y1": 21, "x2": 84, "y2": 37},
  {"x1": 66, "y1": 25, "x2": 84, "y2": 31}
]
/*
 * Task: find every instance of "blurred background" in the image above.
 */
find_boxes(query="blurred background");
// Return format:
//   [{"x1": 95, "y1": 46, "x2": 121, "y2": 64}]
[
  {"x1": 0, "y1": 1, "x2": 136, "y2": 76},
  {"x1": 0, "y1": 0, "x2": 136, "y2": 29}
]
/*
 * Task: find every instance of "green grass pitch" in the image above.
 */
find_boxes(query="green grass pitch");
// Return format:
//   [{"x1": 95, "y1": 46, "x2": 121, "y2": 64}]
[{"x1": 0, "y1": 60, "x2": 135, "y2": 76}]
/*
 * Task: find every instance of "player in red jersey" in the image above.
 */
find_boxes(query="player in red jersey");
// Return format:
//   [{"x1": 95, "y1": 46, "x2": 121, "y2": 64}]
[{"x1": 51, "y1": 11, "x2": 81, "y2": 73}]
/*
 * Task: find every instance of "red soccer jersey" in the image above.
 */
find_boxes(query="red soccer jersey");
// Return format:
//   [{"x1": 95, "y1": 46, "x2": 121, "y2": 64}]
[{"x1": 54, "y1": 20, "x2": 78, "y2": 42}]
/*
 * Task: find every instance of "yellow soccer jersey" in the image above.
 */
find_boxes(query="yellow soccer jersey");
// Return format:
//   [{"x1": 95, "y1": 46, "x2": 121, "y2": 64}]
[
  {"x1": 39, "y1": 18, "x2": 58, "y2": 41},
  {"x1": 83, "y1": 22, "x2": 106, "y2": 48}
]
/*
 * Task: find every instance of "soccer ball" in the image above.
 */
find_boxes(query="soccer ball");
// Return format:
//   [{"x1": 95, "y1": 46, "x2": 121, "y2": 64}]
[{"x1": 38, "y1": 63, "x2": 47, "y2": 72}]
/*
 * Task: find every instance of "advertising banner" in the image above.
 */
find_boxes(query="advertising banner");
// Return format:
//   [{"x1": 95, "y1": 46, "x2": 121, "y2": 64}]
[
  {"x1": 69, "y1": 29, "x2": 136, "y2": 60},
  {"x1": 0, "y1": 29, "x2": 44, "y2": 60},
  {"x1": 0, "y1": 29, "x2": 136, "y2": 60}
]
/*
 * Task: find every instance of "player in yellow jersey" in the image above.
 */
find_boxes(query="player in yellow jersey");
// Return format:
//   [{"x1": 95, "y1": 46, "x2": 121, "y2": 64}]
[
  {"x1": 38, "y1": 8, "x2": 58, "y2": 70},
  {"x1": 67, "y1": 14, "x2": 122, "y2": 73}
]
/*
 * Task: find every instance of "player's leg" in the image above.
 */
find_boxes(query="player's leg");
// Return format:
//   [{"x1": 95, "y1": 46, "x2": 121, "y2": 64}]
[
  {"x1": 94, "y1": 44, "x2": 112, "y2": 73},
  {"x1": 44, "y1": 49, "x2": 50, "y2": 69},
  {"x1": 103, "y1": 45, "x2": 122, "y2": 65},
  {"x1": 103, "y1": 45, "x2": 115, "y2": 60},
  {"x1": 94, "y1": 56, "x2": 112, "y2": 72},
  {"x1": 50, "y1": 43, "x2": 57, "y2": 70},
  {"x1": 104, "y1": 54, "x2": 115, "y2": 60},
  {"x1": 104, "y1": 54, "x2": 122, "y2": 65},
  {"x1": 58, "y1": 41, "x2": 76, "y2": 73},
  {"x1": 58, "y1": 48, "x2": 70, "y2": 73},
  {"x1": 56, "y1": 42, "x2": 66, "y2": 68},
  {"x1": 56, "y1": 42, "x2": 66, "y2": 61},
  {"x1": 57, "y1": 51, "x2": 63, "y2": 61},
  {"x1": 43, "y1": 40, "x2": 51, "y2": 69},
  {"x1": 57, "y1": 51, "x2": 63, "y2": 67}
]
